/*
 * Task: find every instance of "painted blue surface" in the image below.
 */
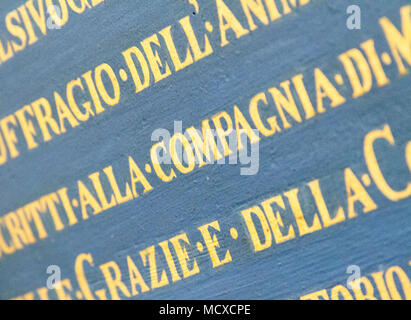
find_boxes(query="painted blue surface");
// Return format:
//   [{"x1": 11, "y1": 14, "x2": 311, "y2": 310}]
[{"x1": 0, "y1": 0, "x2": 410, "y2": 299}]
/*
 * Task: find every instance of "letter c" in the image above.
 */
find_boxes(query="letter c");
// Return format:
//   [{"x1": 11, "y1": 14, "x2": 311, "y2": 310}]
[{"x1": 364, "y1": 124, "x2": 411, "y2": 201}]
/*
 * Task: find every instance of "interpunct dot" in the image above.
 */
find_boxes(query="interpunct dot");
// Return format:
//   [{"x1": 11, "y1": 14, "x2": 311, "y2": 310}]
[
  {"x1": 381, "y1": 52, "x2": 392, "y2": 65},
  {"x1": 119, "y1": 69, "x2": 128, "y2": 81},
  {"x1": 362, "y1": 174, "x2": 371, "y2": 186},
  {"x1": 205, "y1": 21, "x2": 213, "y2": 32},
  {"x1": 76, "y1": 291, "x2": 83, "y2": 299},
  {"x1": 334, "y1": 74, "x2": 344, "y2": 85},
  {"x1": 145, "y1": 163, "x2": 152, "y2": 173},
  {"x1": 230, "y1": 228, "x2": 238, "y2": 239},
  {"x1": 196, "y1": 242, "x2": 204, "y2": 252},
  {"x1": 72, "y1": 199, "x2": 79, "y2": 207}
]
